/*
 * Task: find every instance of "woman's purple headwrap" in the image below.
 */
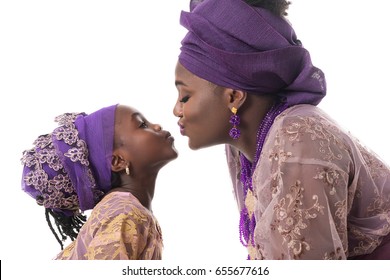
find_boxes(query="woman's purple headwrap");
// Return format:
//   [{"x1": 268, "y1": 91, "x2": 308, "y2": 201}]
[
  {"x1": 179, "y1": 0, "x2": 326, "y2": 106},
  {"x1": 21, "y1": 104, "x2": 117, "y2": 215}
]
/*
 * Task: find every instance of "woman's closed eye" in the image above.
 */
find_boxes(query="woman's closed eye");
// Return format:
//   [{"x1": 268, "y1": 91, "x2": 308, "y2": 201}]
[{"x1": 180, "y1": 96, "x2": 190, "y2": 103}]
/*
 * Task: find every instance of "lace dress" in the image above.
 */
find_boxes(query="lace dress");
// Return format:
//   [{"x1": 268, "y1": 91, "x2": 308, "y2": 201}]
[
  {"x1": 55, "y1": 191, "x2": 163, "y2": 260},
  {"x1": 227, "y1": 104, "x2": 390, "y2": 259}
]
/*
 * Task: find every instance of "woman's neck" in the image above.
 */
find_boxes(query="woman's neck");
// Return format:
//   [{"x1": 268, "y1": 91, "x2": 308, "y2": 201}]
[{"x1": 229, "y1": 95, "x2": 275, "y2": 162}]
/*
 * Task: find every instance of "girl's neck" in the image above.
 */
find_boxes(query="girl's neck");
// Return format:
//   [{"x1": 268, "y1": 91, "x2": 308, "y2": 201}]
[{"x1": 110, "y1": 172, "x2": 158, "y2": 211}]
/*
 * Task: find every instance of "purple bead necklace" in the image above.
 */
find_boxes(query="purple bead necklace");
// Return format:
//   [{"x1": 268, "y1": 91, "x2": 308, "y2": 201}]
[{"x1": 239, "y1": 102, "x2": 288, "y2": 248}]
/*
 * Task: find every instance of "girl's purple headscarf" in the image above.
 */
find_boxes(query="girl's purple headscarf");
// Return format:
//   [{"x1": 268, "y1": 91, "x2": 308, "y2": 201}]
[
  {"x1": 179, "y1": 0, "x2": 326, "y2": 106},
  {"x1": 21, "y1": 104, "x2": 117, "y2": 215}
]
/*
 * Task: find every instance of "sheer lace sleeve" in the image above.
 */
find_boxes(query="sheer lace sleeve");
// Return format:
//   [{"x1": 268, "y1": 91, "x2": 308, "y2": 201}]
[{"x1": 252, "y1": 105, "x2": 390, "y2": 259}]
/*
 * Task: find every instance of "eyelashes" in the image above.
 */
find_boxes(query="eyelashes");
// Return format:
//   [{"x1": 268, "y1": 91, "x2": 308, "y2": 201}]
[
  {"x1": 139, "y1": 120, "x2": 148, "y2": 128},
  {"x1": 180, "y1": 96, "x2": 190, "y2": 103}
]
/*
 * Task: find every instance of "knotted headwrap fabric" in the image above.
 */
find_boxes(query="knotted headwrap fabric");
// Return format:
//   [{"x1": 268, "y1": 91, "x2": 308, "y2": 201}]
[
  {"x1": 21, "y1": 104, "x2": 117, "y2": 215},
  {"x1": 179, "y1": 0, "x2": 326, "y2": 106}
]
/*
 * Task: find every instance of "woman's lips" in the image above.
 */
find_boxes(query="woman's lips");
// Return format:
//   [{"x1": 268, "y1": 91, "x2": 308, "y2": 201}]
[{"x1": 178, "y1": 122, "x2": 185, "y2": 135}]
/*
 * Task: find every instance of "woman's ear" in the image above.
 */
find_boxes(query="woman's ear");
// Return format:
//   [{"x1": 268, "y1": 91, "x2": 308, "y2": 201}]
[
  {"x1": 111, "y1": 153, "x2": 128, "y2": 173},
  {"x1": 232, "y1": 89, "x2": 247, "y2": 109},
  {"x1": 223, "y1": 88, "x2": 247, "y2": 110}
]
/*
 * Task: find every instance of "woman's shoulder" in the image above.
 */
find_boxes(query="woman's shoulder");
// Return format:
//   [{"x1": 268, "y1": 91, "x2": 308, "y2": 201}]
[
  {"x1": 269, "y1": 104, "x2": 353, "y2": 156},
  {"x1": 277, "y1": 104, "x2": 329, "y2": 120},
  {"x1": 273, "y1": 104, "x2": 341, "y2": 132}
]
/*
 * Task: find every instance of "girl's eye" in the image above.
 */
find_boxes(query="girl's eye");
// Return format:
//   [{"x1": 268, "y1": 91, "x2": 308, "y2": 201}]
[
  {"x1": 180, "y1": 96, "x2": 190, "y2": 103},
  {"x1": 139, "y1": 121, "x2": 148, "y2": 128}
]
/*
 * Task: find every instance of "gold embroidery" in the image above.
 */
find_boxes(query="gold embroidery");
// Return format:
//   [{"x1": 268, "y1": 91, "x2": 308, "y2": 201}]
[
  {"x1": 314, "y1": 167, "x2": 340, "y2": 195},
  {"x1": 55, "y1": 192, "x2": 162, "y2": 260},
  {"x1": 245, "y1": 189, "x2": 256, "y2": 217},
  {"x1": 323, "y1": 247, "x2": 344, "y2": 260},
  {"x1": 284, "y1": 116, "x2": 347, "y2": 162},
  {"x1": 271, "y1": 180, "x2": 325, "y2": 259},
  {"x1": 357, "y1": 142, "x2": 389, "y2": 179},
  {"x1": 247, "y1": 244, "x2": 257, "y2": 260}
]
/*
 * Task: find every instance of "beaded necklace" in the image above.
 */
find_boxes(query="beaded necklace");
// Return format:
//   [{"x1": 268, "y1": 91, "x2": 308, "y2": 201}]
[{"x1": 238, "y1": 102, "x2": 289, "y2": 249}]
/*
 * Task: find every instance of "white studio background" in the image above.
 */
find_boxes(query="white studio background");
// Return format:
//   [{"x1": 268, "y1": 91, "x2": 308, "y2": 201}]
[{"x1": 1, "y1": 0, "x2": 390, "y2": 269}]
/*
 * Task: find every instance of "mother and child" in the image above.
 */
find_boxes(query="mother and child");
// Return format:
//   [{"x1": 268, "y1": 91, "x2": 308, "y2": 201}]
[{"x1": 21, "y1": 0, "x2": 390, "y2": 259}]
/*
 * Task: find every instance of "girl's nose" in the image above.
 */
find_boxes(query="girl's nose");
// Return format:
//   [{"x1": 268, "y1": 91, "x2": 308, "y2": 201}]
[{"x1": 153, "y1": 123, "x2": 162, "y2": 131}]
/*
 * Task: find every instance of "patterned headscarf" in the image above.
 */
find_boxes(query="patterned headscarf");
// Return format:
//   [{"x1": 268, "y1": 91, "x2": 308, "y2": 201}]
[
  {"x1": 21, "y1": 105, "x2": 117, "y2": 215},
  {"x1": 179, "y1": 0, "x2": 326, "y2": 106}
]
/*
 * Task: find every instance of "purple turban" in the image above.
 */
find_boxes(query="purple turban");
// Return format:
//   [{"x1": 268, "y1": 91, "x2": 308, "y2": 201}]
[
  {"x1": 179, "y1": 0, "x2": 326, "y2": 106},
  {"x1": 21, "y1": 105, "x2": 117, "y2": 215}
]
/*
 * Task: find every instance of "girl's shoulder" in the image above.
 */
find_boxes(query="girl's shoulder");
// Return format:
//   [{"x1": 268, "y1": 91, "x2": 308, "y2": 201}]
[{"x1": 91, "y1": 191, "x2": 153, "y2": 224}]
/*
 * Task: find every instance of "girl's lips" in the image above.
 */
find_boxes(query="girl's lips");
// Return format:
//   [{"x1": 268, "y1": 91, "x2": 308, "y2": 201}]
[{"x1": 165, "y1": 132, "x2": 175, "y2": 142}]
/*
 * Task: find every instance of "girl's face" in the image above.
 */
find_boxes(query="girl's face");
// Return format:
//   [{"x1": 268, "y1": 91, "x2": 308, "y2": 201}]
[
  {"x1": 114, "y1": 105, "x2": 178, "y2": 170},
  {"x1": 173, "y1": 62, "x2": 231, "y2": 150}
]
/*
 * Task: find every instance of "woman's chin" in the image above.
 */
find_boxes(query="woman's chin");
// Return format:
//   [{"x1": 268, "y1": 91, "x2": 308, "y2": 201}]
[
  {"x1": 188, "y1": 138, "x2": 213, "y2": 151},
  {"x1": 188, "y1": 139, "x2": 202, "y2": 150}
]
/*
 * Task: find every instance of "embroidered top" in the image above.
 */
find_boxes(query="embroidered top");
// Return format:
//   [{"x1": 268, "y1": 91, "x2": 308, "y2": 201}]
[
  {"x1": 226, "y1": 104, "x2": 390, "y2": 259},
  {"x1": 55, "y1": 191, "x2": 163, "y2": 260}
]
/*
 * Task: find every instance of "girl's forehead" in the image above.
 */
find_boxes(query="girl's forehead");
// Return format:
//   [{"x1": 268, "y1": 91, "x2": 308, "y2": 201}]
[
  {"x1": 115, "y1": 105, "x2": 144, "y2": 126},
  {"x1": 117, "y1": 105, "x2": 140, "y2": 117}
]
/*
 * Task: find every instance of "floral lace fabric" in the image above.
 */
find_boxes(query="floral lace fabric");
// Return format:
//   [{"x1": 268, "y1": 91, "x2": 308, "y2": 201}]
[
  {"x1": 226, "y1": 104, "x2": 390, "y2": 260},
  {"x1": 21, "y1": 113, "x2": 90, "y2": 211},
  {"x1": 55, "y1": 191, "x2": 163, "y2": 260}
]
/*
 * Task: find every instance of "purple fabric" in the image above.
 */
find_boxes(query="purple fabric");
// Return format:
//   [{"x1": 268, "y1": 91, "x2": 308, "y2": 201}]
[
  {"x1": 21, "y1": 105, "x2": 117, "y2": 214},
  {"x1": 74, "y1": 105, "x2": 117, "y2": 209},
  {"x1": 348, "y1": 233, "x2": 390, "y2": 260},
  {"x1": 179, "y1": 0, "x2": 326, "y2": 106}
]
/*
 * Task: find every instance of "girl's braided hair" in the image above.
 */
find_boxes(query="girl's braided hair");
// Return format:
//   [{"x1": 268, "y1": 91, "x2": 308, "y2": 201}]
[
  {"x1": 45, "y1": 208, "x2": 86, "y2": 250},
  {"x1": 45, "y1": 129, "x2": 126, "y2": 250},
  {"x1": 44, "y1": 172, "x2": 121, "y2": 250}
]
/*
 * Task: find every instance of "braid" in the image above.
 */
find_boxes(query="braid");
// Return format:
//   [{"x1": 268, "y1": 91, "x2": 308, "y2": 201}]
[
  {"x1": 45, "y1": 208, "x2": 87, "y2": 250},
  {"x1": 244, "y1": 0, "x2": 291, "y2": 17},
  {"x1": 45, "y1": 209, "x2": 65, "y2": 250},
  {"x1": 43, "y1": 173, "x2": 121, "y2": 250}
]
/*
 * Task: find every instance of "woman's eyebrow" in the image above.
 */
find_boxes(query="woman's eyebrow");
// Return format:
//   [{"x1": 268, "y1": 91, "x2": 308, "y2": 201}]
[{"x1": 175, "y1": 80, "x2": 187, "y2": 87}]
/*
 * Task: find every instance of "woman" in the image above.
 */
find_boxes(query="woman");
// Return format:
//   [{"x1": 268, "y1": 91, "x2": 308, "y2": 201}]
[
  {"x1": 173, "y1": 0, "x2": 390, "y2": 259},
  {"x1": 21, "y1": 104, "x2": 178, "y2": 259}
]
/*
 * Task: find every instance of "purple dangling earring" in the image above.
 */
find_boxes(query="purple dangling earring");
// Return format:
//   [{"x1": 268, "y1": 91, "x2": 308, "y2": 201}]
[{"x1": 229, "y1": 107, "x2": 241, "y2": 139}]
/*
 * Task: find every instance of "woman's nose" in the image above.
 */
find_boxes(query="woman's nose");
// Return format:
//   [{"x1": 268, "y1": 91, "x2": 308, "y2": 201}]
[{"x1": 173, "y1": 101, "x2": 183, "y2": 118}]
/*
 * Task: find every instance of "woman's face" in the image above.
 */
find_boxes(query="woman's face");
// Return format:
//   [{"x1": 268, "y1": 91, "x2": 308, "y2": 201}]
[
  {"x1": 173, "y1": 62, "x2": 231, "y2": 150},
  {"x1": 114, "y1": 105, "x2": 178, "y2": 169}
]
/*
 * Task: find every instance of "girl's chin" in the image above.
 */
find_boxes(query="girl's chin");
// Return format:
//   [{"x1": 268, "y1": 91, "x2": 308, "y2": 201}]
[{"x1": 171, "y1": 148, "x2": 179, "y2": 159}]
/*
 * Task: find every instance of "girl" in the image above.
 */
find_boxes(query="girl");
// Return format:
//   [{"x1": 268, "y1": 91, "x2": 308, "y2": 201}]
[{"x1": 21, "y1": 104, "x2": 178, "y2": 259}]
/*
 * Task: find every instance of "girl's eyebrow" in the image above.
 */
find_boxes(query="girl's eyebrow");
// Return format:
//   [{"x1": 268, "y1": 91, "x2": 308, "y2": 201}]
[
  {"x1": 131, "y1": 112, "x2": 142, "y2": 120},
  {"x1": 131, "y1": 112, "x2": 148, "y2": 124}
]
